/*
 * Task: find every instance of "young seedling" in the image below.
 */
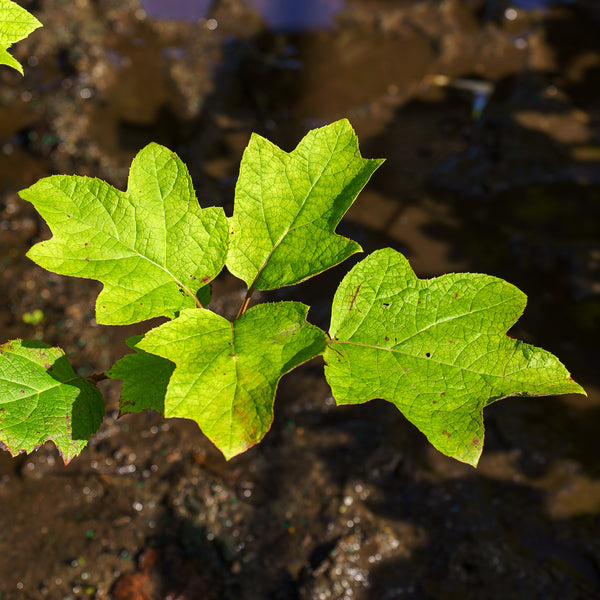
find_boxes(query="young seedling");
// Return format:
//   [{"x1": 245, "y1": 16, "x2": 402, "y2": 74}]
[{"x1": 0, "y1": 120, "x2": 585, "y2": 467}]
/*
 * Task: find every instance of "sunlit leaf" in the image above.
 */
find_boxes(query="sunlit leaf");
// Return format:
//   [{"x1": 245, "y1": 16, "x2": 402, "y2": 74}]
[
  {"x1": 324, "y1": 249, "x2": 585, "y2": 466},
  {"x1": 227, "y1": 119, "x2": 383, "y2": 291},
  {"x1": 20, "y1": 143, "x2": 228, "y2": 325},
  {"x1": 0, "y1": 0, "x2": 42, "y2": 74},
  {"x1": 0, "y1": 340, "x2": 103, "y2": 463},
  {"x1": 137, "y1": 302, "x2": 326, "y2": 459}
]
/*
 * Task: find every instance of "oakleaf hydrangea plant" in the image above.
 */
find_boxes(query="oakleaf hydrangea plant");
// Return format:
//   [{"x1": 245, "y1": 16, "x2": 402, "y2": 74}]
[{"x1": 0, "y1": 119, "x2": 585, "y2": 467}]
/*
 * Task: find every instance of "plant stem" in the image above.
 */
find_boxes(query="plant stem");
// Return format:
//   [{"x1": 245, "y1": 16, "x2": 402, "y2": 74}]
[
  {"x1": 88, "y1": 372, "x2": 109, "y2": 384},
  {"x1": 181, "y1": 282, "x2": 203, "y2": 309},
  {"x1": 193, "y1": 293, "x2": 203, "y2": 309},
  {"x1": 236, "y1": 288, "x2": 254, "y2": 319}
]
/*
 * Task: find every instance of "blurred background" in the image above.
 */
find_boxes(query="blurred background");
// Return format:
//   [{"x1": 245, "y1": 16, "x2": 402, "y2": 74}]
[{"x1": 1, "y1": 0, "x2": 599, "y2": 598}]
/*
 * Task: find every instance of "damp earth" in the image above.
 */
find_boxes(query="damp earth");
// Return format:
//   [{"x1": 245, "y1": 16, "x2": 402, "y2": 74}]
[{"x1": 1, "y1": 0, "x2": 600, "y2": 598}]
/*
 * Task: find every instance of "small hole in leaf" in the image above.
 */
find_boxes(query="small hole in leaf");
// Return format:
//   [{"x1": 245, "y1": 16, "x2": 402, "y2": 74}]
[{"x1": 425, "y1": 352, "x2": 431, "y2": 358}]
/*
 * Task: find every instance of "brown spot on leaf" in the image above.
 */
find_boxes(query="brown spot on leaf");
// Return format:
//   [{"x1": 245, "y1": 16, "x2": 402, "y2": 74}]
[
  {"x1": 201, "y1": 276, "x2": 210, "y2": 283},
  {"x1": 471, "y1": 438, "x2": 480, "y2": 446},
  {"x1": 349, "y1": 285, "x2": 361, "y2": 311},
  {"x1": 442, "y1": 430, "x2": 451, "y2": 438},
  {"x1": 44, "y1": 363, "x2": 51, "y2": 370}
]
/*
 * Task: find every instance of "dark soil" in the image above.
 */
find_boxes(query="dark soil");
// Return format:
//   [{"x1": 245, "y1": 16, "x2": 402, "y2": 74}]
[{"x1": 1, "y1": 1, "x2": 600, "y2": 599}]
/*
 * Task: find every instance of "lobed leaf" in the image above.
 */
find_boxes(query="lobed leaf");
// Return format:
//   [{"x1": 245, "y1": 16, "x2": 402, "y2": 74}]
[
  {"x1": 136, "y1": 302, "x2": 326, "y2": 459},
  {"x1": 227, "y1": 119, "x2": 383, "y2": 291},
  {"x1": 106, "y1": 336, "x2": 174, "y2": 415},
  {"x1": 324, "y1": 248, "x2": 586, "y2": 466},
  {"x1": 0, "y1": 0, "x2": 42, "y2": 74},
  {"x1": 0, "y1": 339, "x2": 104, "y2": 463},
  {"x1": 20, "y1": 143, "x2": 228, "y2": 325}
]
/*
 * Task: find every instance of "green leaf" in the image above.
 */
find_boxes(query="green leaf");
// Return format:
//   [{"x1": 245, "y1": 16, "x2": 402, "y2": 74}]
[
  {"x1": 106, "y1": 336, "x2": 174, "y2": 415},
  {"x1": 227, "y1": 119, "x2": 383, "y2": 291},
  {"x1": 20, "y1": 143, "x2": 228, "y2": 325},
  {"x1": 196, "y1": 284, "x2": 211, "y2": 308},
  {"x1": 324, "y1": 248, "x2": 586, "y2": 467},
  {"x1": 0, "y1": 340, "x2": 104, "y2": 463},
  {"x1": 136, "y1": 302, "x2": 326, "y2": 459},
  {"x1": 0, "y1": 0, "x2": 42, "y2": 74}
]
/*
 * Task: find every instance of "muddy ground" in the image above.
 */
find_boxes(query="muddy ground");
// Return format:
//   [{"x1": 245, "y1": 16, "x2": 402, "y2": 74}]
[{"x1": 1, "y1": 0, "x2": 600, "y2": 598}]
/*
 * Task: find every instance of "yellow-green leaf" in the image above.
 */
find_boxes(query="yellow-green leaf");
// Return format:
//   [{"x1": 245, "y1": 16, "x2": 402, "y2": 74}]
[
  {"x1": 324, "y1": 249, "x2": 585, "y2": 466},
  {"x1": 20, "y1": 143, "x2": 228, "y2": 325},
  {"x1": 0, "y1": 340, "x2": 103, "y2": 463},
  {"x1": 0, "y1": 0, "x2": 42, "y2": 74},
  {"x1": 227, "y1": 119, "x2": 383, "y2": 291},
  {"x1": 137, "y1": 302, "x2": 326, "y2": 459}
]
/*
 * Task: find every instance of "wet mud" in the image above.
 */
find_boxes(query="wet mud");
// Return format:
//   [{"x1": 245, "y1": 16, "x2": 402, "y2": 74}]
[{"x1": 1, "y1": 0, "x2": 600, "y2": 598}]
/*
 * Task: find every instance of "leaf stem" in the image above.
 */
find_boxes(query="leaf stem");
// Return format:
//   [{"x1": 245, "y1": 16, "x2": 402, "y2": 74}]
[
  {"x1": 236, "y1": 288, "x2": 254, "y2": 319},
  {"x1": 191, "y1": 288, "x2": 204, "y2": 309},
  {"x1": 174, "y1": 278, "x2": 203, "y2": 309},
  {"x1": 87, "y1": 372, "x2": 109, "y2": 384}
]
